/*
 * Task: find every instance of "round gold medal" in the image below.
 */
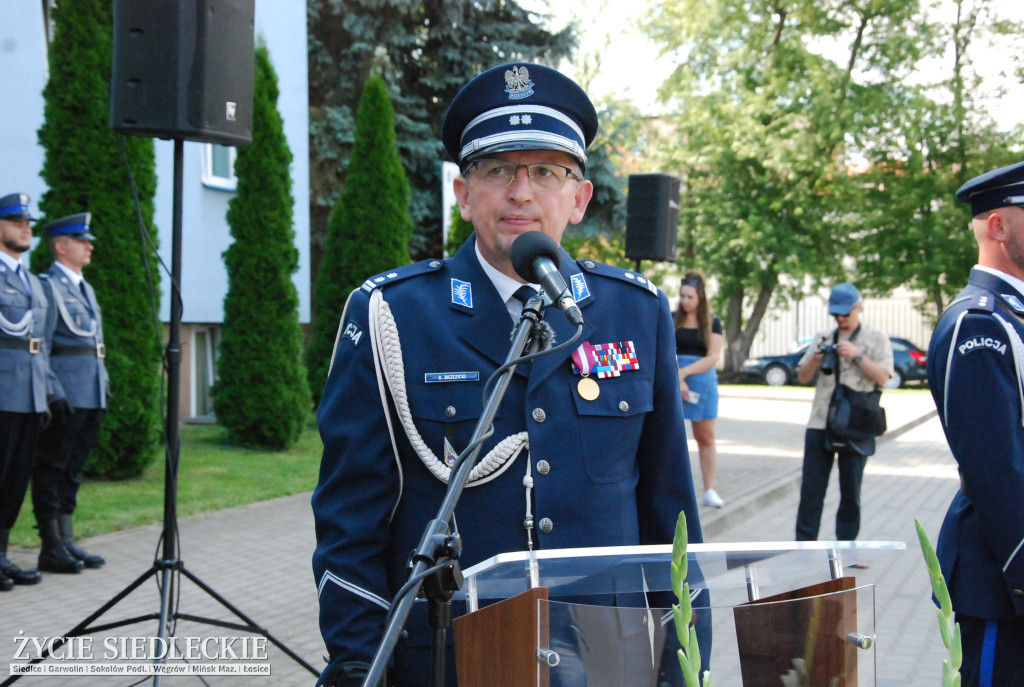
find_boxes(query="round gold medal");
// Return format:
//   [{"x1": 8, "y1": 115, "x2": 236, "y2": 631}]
[{"x1": 577, "y1": 376, "x2": 600, "y2": 401}]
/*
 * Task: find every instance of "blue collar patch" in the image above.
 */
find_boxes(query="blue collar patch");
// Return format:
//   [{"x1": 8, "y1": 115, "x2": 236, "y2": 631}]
[
  {"x1": 1001, "y1": 293, "x2": 1024, "y2": 314},
  {"x1": 451, "y1": 278, "x2": 473, "y2": 308},
  {"x1": 570, "y1": 273, "x2": 591, "y2": 302}
]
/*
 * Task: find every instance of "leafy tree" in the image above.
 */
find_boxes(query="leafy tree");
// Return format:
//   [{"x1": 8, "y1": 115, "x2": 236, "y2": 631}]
[
  {"x1": 33, "y1": 0, "x2": 161, "y2": 478},
  {"x1": 306, "y1": 0, "x2": 576, "y2": 270},
  {"x1": 214, "y1": 44, "x2": 310, "y2": 449},
  {"x1": 643, "y1": 0, "x2": 1022, "y2": 371},
  {"x1": 306, "y1": 73, "x2": 413, "y2": 405},
  {"x1": 847, "y1": 0, "x2": 1023, "y2": 315}
]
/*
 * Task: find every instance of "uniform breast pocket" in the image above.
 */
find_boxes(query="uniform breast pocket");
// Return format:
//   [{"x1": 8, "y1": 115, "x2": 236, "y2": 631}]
[
  {"x1": 0, "y1": 289, "x2": 30, "y2": 316},
  {"x1": 406, "y1": 379, "x2": 490, "y2": 453},
  {"x1": 64, "y1": 300, "x2": 91, "y2": 326},
  {"x1": 571, "y1": 374, "x2": 653, "y2": 483}
]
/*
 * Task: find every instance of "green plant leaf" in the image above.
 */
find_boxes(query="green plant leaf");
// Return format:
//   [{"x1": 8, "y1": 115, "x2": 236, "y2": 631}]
[
  {"x1": 673, "y1": 604, "x2": 688, "y2": 649},
  {"x1": 951, "y1": 622, "x2": 962, "y2": 670},
  {"x1": 937, "y1": 608, "x2": 952, "y2": 649},
  {"x1": 672, "y1": 511, "x2": 688, "y2": 598}
]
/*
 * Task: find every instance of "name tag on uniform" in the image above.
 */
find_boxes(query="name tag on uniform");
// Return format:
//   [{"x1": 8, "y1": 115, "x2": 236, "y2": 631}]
[{"x1": 425, "y1": 371, "x2": 480, "y2": 383}]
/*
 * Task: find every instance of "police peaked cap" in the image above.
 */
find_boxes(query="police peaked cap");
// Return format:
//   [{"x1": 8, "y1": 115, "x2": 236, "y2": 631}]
[
  {"x1": 955, "y1": 160, "x2": 1024, "y2": 216},
  {"x1": 44, "y1": 212, "x2": 96, "y2": 240},
  {"x1": 0, "y1": 192, "x2": 37, "y2": 221},
  {"x1": 441, "y1": 63, "x2": 598, "y2": 172}
]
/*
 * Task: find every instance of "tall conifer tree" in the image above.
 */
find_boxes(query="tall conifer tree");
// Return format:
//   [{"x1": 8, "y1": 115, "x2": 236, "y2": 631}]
[
  {"x1": 34, "y1": 0, "x2": 161, "y2": 478},
  {"x1": 214, "y1": 44, "x2": 310, "y2": 449},
  {"x1": 306, "y1": 73, "x2": 412, "y2": 405}
]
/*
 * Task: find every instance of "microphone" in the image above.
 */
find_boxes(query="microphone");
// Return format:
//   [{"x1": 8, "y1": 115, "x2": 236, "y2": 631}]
[{"x1": 510, "y1": 232, "x2": 584, "y2": 327}]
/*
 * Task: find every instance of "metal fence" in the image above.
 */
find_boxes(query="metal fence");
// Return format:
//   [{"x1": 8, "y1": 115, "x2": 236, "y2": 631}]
[{"x1": 746, "y1": 292, "x2": 936, "y2": 358}]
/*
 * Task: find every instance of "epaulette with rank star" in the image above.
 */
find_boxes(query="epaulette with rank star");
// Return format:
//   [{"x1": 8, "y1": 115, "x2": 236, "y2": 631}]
[
  {"x1": 961, "y1": 291, "x2": 997, "y2": 314},
  {"x1": 360, "y1": 258, "x2": 447, "y2": 293},
  {"x1": 575, "y1": 259, "x2": 660, "y2": 297}
]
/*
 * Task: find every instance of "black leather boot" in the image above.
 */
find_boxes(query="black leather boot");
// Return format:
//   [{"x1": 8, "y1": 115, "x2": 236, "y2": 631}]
[
  {"x1": 37, "y1": 519, "x2": 83, "y2": 574},
  {"x1": 0, "y1": 528, "x2": 42, "y2": 585},
  {"x1": 59, "y1": 514, "x2": 105, "y2": 568}
]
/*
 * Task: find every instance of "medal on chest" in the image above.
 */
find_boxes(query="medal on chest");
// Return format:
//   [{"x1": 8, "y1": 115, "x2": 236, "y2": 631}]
[{"x1": 571, "y1": 341, "x2": 641, "y2": 400}]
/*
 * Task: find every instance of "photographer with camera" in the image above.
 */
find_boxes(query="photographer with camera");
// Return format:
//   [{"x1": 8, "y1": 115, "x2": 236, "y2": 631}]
[{"x1": 794, "y1": 283, "x2": 893, "y2": 549}]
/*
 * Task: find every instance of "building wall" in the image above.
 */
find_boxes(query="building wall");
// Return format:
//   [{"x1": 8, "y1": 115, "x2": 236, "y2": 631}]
[
  {"x1": 0, "y1": 1, "x2": 49, "y2": 221},
  {"x1": 0, "y1": 1, "x2": 310, "y2": 421},
  {"x1": 154, "y1": 4, "x2": 310, "y2": 325}
]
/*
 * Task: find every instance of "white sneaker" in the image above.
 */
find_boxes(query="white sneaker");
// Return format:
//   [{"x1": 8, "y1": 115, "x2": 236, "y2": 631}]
[{"x1": 703, "y1": 489, "x2": 724, "y2": 508}]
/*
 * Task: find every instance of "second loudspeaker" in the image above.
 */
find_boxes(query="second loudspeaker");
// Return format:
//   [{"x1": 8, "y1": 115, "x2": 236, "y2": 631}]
[{"x1": 625, "y1": 174, "x2": 680, "y2": 263}]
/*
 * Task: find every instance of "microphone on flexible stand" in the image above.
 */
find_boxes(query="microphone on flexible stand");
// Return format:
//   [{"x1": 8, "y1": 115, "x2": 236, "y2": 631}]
[{"x1": 509, "y1": 232, "x2": 584, "y2": 327}]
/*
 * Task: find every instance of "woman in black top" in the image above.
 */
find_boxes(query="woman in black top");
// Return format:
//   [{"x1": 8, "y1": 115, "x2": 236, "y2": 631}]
[{"x1": 674, "y1": 270, "x2": 726, "y2": 507}]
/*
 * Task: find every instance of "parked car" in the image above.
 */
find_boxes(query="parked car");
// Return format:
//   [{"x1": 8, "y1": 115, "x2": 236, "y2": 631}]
[{"x1": 742, "y1": 336, "x2": 927, "y2": 389}]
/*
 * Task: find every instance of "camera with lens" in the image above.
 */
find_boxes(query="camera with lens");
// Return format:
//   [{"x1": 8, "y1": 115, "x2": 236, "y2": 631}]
[{"x1": 818, "y1": 342, "x2": 839, "y2": 375}]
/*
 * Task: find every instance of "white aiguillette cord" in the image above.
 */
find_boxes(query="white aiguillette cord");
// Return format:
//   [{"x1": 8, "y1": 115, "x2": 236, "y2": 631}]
[{"x1": 368, "y1": 289, "x2": 529, "y2": 487}]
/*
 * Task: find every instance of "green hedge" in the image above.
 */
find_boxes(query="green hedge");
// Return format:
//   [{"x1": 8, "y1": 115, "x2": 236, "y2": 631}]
[
  {"x1": 306, "y1": 73, "x2": 413, "y2": 406},
  {"x1": 33, "y1": 0, "x2": 161, "y2": 479},
  {"x1": 213, "y1": 44, "x2": 310, "y2": 450}
]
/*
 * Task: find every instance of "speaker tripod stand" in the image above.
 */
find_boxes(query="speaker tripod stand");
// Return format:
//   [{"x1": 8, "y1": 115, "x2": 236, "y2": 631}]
[{"x1": 1, "y1": 140, "x2": 318, "y2": 685}]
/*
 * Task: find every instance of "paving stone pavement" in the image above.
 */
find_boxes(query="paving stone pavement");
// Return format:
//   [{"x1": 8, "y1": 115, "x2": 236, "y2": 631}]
[{"x1": 0, "y1": 385, "x2": 956, "y2": 686}]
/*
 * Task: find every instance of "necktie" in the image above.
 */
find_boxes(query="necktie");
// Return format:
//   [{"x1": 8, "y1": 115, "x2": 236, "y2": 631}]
[
  {"x1": 80, "y1": 280, "x2": 88, "y2": 298},
  {"x1": 15, "y1": 264, "x2": 31, "y2": 294},
  {"x1": 512, "y1": 285, "x2": 536, "y2": 306},
  {"x1": 509, "y1": 285, "x2": 537, "y2": 321}
]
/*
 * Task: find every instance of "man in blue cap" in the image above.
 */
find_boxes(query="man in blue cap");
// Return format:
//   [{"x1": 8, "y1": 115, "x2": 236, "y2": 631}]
[
  {"x1": 0, "y1": 193, "x2": 64, "y2": 591},
  {"x1": 33, "y1": 212, "x2": 109, "y2": 575},
  {"x1": 928, "y1": 161, "x2": 1024, "y2": 686},
  {"x1": 794, "y1": 283, "x2": 893, "y2": 546},
  {"x1": 312, "y1": 64, "x2": 704, "y2": 686}
]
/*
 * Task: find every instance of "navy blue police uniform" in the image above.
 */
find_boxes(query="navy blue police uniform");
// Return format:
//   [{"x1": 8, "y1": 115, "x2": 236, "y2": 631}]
[
  {"x1": 312, "y1": 62, "x2": 704, "y2": 686},
  {"x1": 34, "y1": 212, "x2": 109, "y2": 571},
  {"x1": 0, "y1": 192, "x2": 63, "y2": 589},
  {"x1": 927, "y1": 161, "x2": 1024, "y2": 687},
  {"x1": 312, "y1": 238, "x2": 703, "y2": 685}
]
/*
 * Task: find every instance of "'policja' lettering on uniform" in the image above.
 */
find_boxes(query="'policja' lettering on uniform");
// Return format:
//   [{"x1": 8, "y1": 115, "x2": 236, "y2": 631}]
[{"x1": 958, "y1": 335, "x2": 1007, "y2": 356}]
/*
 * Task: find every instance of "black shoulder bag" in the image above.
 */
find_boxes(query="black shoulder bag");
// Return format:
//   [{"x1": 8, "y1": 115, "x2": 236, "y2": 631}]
[{"x1": 825, "y1": 326, "x2": 887, "y2": 450}]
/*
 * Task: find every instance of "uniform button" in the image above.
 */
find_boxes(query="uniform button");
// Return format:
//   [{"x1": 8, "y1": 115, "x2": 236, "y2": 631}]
[
  {"x1": 445, "y1": 406, "x2": 456, "y2": 418},
  {"x1": 584, "y1": 261, "x2": 596, "y2": 269},
  {"x1": 532, "y1": 408, "x2": 546, "y2": 423},
  {"x1": 429, "y1": 260, "x2": 441, "y2": 268},
  {"x1": 539, "y1": 518, "x2": 553, "y2": 533},
  {"x1": 618, "y1": 401, "x2": 629, "y2": 413},
  {"x1": 536, "y1": 460, "x2": 550, "y2": 475},
  {"x1": 1014, "y1": 589, "x2": 1024, "y2": 598}
]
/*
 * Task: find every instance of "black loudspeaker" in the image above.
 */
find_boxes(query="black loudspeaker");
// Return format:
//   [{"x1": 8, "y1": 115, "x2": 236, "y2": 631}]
[
  {"x1": 110, "y1": 0, "x2": 255, "y2": 146},
  {"x1": 625, "y1": 174, "x2": 681, "y2": 262}
]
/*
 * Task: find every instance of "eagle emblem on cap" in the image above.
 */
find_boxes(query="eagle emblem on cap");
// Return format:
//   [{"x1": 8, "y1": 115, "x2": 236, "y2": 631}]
[{"x1": 504, "y1": 66, "x2": 534, "y2": 100}]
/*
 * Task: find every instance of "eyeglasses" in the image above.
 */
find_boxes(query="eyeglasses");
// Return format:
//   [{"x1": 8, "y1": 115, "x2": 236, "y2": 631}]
[{"x1": 467, "y1": 158, "x2": 582, "y2": 192}]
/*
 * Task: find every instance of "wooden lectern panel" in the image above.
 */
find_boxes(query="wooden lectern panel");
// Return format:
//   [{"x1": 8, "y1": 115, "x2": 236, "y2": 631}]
[
  {"x1": 453, "y1": 586, "x2": 549, "y2": 687},
  {"x1": 733, "y1": 576, "x2": 859, "y2": 687}
]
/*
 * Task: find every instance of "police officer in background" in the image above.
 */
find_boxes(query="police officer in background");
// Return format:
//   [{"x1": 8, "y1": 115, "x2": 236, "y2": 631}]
[
  {"x1": 0, "y1": 192, "x2": 63, "y2": 591},
  {"x1": 33, "y1": 212, "x2": 108, "y2": 574},
  {"x1": 928, "y1": 161, "x2": 1024, "y2": 686},
  {"x1": 312, "y1": 64, "x2": 704, "y2": 686}
]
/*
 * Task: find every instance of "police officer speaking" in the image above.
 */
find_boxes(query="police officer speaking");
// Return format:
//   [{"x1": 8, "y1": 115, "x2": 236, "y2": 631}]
[
  {"x1": 311, "y1": 64, "x2": 704, "y2": 686},
  {"x1": 33, "y1": 212, "x2": 109, "y2": 574},
  {"x1": 928, "y1": 161, "x2": 1024, "y2": 686},
  {"x1": 0, "y1": 192, "x2": 63, "y2": 591}
]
